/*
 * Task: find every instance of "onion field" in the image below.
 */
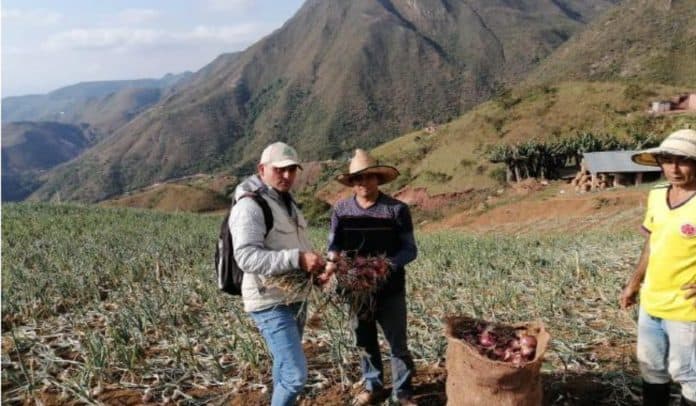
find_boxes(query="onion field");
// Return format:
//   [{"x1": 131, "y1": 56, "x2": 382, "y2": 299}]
[{"x1": 2, "y1": 203, "x2": 645, "y2": 405}]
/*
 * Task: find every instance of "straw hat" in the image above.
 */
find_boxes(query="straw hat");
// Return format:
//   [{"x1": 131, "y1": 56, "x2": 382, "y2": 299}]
[
  {"x1": 335, "y1": 149, "x2": 399, "y2": 186},
  {"x1": 631, "y1": 129, "x2": 696, "y2": 166}
]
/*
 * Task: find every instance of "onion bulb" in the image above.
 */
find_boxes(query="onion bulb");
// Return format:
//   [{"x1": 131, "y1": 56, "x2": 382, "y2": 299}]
[{"x1": 478, "y1": 330, "x2": 496, "y2": 347}]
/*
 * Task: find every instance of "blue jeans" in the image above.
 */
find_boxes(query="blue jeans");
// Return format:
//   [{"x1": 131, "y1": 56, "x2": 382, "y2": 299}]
[
  {"x1": 352, "y1": 292, "x2": 414, "y2": 400},
  {"x1": 637, "y1": 307, "x2": 696, "y2": 401},
  {"x1": 250, "y1": 302, "x2": 307, "y2": 406}
]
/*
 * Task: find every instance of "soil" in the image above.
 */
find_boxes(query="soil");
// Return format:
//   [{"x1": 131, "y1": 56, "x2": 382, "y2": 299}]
[
  {"x1": 16, "y1": 336, "x2": 627, "y2": 405},
  {"x1": 393, "y1": 187, "x2": 475, "y2": 211},
  {"x1": 422, "y1": 180, "x2": 650, "y2": 235},
  {"x1": 61, "y1": 348, "x2": 632, "y2": 405}
]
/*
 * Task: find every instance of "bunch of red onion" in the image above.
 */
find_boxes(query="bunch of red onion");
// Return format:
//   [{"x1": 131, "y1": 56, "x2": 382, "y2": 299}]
[
  {"x1": 457, "y1": 322, "x2": 538, "y2": 366},
  {"x1": 268, "y1": 252, "x2": 390, "y2": 304},
  {"x1": 316, "y1": 251, "x2": 390, "y2": 293}
]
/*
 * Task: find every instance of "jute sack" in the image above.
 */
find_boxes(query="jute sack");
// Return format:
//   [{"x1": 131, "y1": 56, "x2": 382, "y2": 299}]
[{"x1": 445, "y1": 316, "x2": 551, "y2": 406}]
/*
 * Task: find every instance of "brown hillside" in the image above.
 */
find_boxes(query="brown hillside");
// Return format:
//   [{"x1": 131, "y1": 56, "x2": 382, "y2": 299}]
[{"x1": 101, "y1": 183, "x2": 230, "y2": 213}]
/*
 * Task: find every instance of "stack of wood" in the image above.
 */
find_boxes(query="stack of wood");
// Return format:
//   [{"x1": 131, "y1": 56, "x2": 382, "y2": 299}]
[
  {"x1": 570, "y1": 165, "x2": 612, "y2": 192},
  {"x1": 571, "y1": 170, "x2": 592, "y2": 192}
]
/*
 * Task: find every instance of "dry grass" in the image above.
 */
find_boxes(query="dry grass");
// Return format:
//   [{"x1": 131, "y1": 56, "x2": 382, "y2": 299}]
[{"x1": 101, "y1": 184, "x2": 229, "y2": 213}]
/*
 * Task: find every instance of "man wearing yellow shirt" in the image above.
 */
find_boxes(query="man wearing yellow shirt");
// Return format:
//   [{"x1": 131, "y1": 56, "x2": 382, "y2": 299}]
[{"x1": 620, "y1": 129, "x2": 696, "y2": 406}]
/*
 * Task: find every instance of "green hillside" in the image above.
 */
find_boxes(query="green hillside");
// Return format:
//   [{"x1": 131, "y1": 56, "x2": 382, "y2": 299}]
[{"x1": 362, "y1": 81, "x2": 696, "y2": 196}]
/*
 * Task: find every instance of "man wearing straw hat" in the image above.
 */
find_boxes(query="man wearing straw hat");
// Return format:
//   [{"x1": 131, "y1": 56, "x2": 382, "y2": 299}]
[
  {"x1": 620, "y1": 129, "x2": 696, "y2": 406},
  {"x1": 230, "y1": 142, "x2": 325, "y2": 406},
  {"x1": 328, "y1": 149, "x2": 418, "y2": 406}
]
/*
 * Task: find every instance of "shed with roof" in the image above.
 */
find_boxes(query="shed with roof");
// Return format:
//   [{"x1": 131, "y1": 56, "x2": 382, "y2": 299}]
[{"x1": 573, "y1": 151, "x2": 662, "y2": 191}]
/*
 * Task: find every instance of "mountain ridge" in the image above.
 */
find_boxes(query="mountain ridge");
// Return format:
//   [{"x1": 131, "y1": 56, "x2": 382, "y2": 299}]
[{"x1": 2, "y1": 72, "x2": 193, "y2": 148}]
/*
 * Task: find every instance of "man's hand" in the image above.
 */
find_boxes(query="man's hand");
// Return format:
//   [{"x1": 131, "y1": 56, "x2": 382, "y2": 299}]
[
  {"x1": 620, "y1": 238, "x2": 649, "y2": 310},
  {"x1": 620, "y1": 284, "x2": 640, "y2": 310},
  {"x1": 299, "y1": 251, "x2": 325, "y2": 273},
  {"x1": 681, "y1": 283, "x2": 696, "y2": 307}
]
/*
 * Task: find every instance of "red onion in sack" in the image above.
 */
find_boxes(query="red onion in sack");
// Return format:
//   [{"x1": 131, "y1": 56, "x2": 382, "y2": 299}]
[
  {"x1": 519, "y1": 334, "x2": 537, "y2": 358},
  {"x1": 478, "y1": 330, "x2": 496, "y2": 347},
  {"x1": 519, "y1": 334, "x2": 537, "y2": 349},
  {"x1": 503, "y1": 348, "x2": 514, "y2": 362},
  {"x1": 456, "y1": 322, "x2": 540, "y2": 365}
]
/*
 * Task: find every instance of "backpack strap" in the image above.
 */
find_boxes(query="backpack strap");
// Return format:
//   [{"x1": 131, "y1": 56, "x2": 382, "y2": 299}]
[{"x1": 238, "y1": 192, "x2": 273, "y2": 237}]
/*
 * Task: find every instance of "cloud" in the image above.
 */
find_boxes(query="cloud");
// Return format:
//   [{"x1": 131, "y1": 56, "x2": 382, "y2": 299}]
[
  {"x1": 206, "y1": 0, "x2": 254, "y2": 13},
  {"x1": 2, "y1": 8, "x2": 62, "y2": 25},
  {"x1": 187, "y1": 24, "x2": 271, "y2": 42},
  {"x1": 115, "y1": 8, "x2": 160, "y2": 25},
  {"x1": 42, "y1": 24, "x2": 273, "y2": 52},
  {"x1": 43, "y1": 28, "x2": 164, "y2": 51},
  {"x1": 3, "y1": 46, "x2": 33, "y2": 55}
]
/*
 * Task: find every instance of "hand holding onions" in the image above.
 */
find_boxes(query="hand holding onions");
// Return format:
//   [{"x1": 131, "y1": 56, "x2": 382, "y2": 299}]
[{"x1": 315, "y1": 251, "x2": 390, "y2": 293}]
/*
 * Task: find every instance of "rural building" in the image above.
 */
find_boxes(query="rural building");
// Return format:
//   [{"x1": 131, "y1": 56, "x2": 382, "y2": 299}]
[
  {"x1": 649, "y1": 93, "x2": 696, "y2": 114},
  {"x1": 650, "y1": 101, "x2": 671, "y2": 113},
  {"x1": 681, "y1": 93, "x2": 696, "y2": 110},
  {"x1": 572, "y1": 151, "x2": 662, "y2": 191}
]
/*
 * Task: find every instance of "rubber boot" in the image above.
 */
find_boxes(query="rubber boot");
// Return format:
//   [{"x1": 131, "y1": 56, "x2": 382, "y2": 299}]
[
  {"x1": 681, "y1": 395, "x2": 696, "y2": 406},
  {"x1": 643, "y1": 381, "x2": 671, "y2": 406}
]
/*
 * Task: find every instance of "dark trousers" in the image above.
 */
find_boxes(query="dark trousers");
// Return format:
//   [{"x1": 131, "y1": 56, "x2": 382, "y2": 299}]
[{"x1": 352, "y1": 291, "x2": 414, "y2": 399}]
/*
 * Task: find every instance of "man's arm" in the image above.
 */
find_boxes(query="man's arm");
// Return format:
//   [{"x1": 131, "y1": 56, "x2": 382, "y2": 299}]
[
  {"x1": 327, "y1": 207, "x2": 341, "y2": 253},
  {"x1": 390, "y1": 204, "x2": 417, "y2": 268},
  {"x1": 230, "y1": 198, "x2": 300, "y2": 277},
  {"x1": 620, "y1": 237, "x2": 650, "y2": 310}
]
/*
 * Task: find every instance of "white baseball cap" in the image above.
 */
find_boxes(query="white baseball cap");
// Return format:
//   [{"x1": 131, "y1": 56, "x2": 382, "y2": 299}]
[{"x1": 259, "y1": 142, "x2": 302, "y2": 169}]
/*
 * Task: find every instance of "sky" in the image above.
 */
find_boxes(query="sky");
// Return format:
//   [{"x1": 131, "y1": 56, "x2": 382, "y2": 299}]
[{"x1": 1, "y1": 0, "x2": 304, "y2": 97}]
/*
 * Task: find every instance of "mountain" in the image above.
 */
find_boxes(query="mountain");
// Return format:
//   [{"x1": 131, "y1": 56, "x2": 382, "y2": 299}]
[
  {"x1": 30, "y1": 0, "x2": 617, "y2": 202},
  {"x1": 2, "y1": 122, "x2": 89, "y2": 201},
  {"x1": 527, "y1": 0, "x2": 696, "y2": 86},
  {"x1": 318, "y1": 0, "x2": 696, "y2": 207},
  {"x1": 2, "y1": 72, "x2": 193, "y2": 141}
]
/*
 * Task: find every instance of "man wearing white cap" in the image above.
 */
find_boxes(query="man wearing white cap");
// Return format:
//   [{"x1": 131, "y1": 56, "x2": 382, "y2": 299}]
[
  {"x1": 328, "y1": 149, "x2": 418, "y2": 406},
  {"x1": 620, "y1": 129, "x2": 696, "y2": 406},
  {"x1": 229, "y1": 142, "x2": 325, "y2": 405}
]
